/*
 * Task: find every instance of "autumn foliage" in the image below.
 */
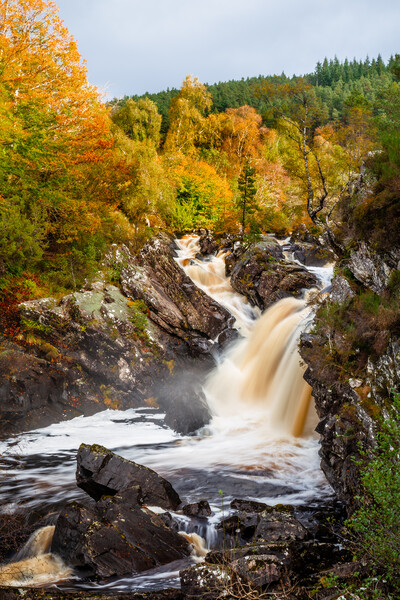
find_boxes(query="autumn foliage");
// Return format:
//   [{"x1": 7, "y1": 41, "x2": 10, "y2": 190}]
[{"x1": 0, "y1": 1, "x2": 390, "y2": 306}]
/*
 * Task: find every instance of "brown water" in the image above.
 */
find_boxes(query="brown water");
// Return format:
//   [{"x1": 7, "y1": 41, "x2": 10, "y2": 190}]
[{"x1": 0, "y1": 234, "x2": 331, "y2": 589}]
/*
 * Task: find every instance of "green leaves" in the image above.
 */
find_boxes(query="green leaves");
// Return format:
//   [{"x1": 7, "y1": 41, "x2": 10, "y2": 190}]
[
  {"x1": 348, "y1": 393, "x2": 400, "y2": 585},
  {"x1": 236, "y1": 160, "x2": 258, "y2": 234}
]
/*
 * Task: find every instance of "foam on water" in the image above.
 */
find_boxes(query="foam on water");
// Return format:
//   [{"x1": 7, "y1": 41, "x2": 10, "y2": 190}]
[{"x1": 0, "y1": 234, "x2": 334, "y2": 590}]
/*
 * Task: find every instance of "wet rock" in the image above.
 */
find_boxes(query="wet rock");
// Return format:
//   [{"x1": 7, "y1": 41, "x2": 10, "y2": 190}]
[
  {"x1": 219, "y1": 513, "x2": 258, "y2": 541},
  {"x1": 291, "y1": 242, "x2": 335, "y2": 267},
  {"x1": 162, "y1": 383, "x2": 211, "y2": 435},
  {"x1": 219, "y1": 504, "x2": 307, "y2": 545},
  {"x1": 76, "y1": 443, "x2": 181, "y2": 510},
  {"x1": 230, "y1": 552, "x2": 290, "y2": 588},
  {"x1": 231, "y1": 499, "x2": 270, "y2": 513},
  {"x1": 52, "y1": 496, "x2": 190, "y2": 579},
  {"x1": 227, "y1": 243, "x2": 317, "y2": 310},
  {"x1": 182, "y1": 500, "x2": 212, "y2": 518},
  {"x1": 192, "y1": 537, "x2": 351, "y2": 597},
  {"x1": 180, "y1": 563, "x2": 233, "y2": 600},
  {"x1": 216, "y1": 326, "x2": 240, "y2": 350},
  {"x1": 254, "y1": 509, "x2": 308, "y2": 542},
  {"x1": 198, "y1": 231, "x2": 219, "y2": 256},
  {"x1": 114, "y1": 234, "x2": 233, "y2": 355}
]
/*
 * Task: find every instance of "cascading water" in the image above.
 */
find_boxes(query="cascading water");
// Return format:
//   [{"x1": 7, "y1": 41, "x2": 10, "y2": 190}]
[{"x1": 0, "y1": 234, "x2": 333, "y2": 590}]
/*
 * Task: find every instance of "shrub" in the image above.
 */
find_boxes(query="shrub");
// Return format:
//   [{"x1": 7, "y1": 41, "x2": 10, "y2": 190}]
[{"x1": 347, "y1": 392, "x2": 400, "y2": 587}]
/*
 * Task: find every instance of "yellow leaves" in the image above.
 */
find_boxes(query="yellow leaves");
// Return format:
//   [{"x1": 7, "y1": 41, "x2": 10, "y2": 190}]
[
  {"x1": 170, "y1": 155, "x2": 234, "y2": 228},
  {"x1": 164, "y1": 74, "x2": 213, "y2": 157}
]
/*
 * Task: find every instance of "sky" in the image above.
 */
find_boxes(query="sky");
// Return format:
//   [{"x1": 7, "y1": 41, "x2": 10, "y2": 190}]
[{"x1": 55, "y1": 0, "x2": 400, "y2": 99}]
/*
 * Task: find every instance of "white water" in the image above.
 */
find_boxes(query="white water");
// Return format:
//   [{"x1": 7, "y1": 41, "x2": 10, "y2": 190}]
[
  {"x1": 0, "y1": 234, "x2": 333, "y2": 590},
  {"x1": 175, "y1": 235, "x2": 260, "y2": 335}
]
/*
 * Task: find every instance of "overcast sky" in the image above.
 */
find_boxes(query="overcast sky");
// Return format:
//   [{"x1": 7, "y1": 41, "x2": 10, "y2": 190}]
[{"x1": 55, "y1": 0, "x2": 399, "y2": 99}]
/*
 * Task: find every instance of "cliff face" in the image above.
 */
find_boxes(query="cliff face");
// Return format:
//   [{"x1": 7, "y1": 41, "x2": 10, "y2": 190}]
[
  {"x1": 300, "y1": 239, "x2": 400, "y2": 512},
  {"x1": 0, "y1": 234, "x2": 233, "y2": 438}
]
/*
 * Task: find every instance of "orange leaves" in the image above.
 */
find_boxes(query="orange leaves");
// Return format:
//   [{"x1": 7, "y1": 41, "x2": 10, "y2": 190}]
[{"x1": 0, "y1": 0, "x2": 111, "y2": 165}]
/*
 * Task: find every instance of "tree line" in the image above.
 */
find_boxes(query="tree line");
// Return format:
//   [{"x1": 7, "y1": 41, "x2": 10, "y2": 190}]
[{"x1": 1, "y1": 0, "x2": 399, "y2": 303}]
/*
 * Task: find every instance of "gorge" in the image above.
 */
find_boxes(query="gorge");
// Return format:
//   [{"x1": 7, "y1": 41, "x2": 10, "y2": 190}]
[{"x1": 0, "y1": 232, "x2": 337, "y2": 596}]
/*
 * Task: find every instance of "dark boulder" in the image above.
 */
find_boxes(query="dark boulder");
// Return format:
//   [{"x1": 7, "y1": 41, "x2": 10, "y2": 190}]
[
  {"x1": 52, "y1": 495, "x2": 190, "y2": 579},
  {"x1": 218, "y1": 505, "x2": 307, "y2": 545},
  {"x1": 198, "y1": 231, "x2": 219, "y2": 256},
  {"x1": 76, "y1": 443, "x2": 181, "y2": 510},
  {"x1": 227, "y1": 243, "x2": 317, "y2": 310},
  {"x1": 162, "y1": 384, "x2": 211, "y2": 435},
  {"x1": 254, "y1": 508, "x2": 308, "y2": 542},
  {"x1": 115, "y1": 234, "x2": 233, "y2": 355},
  {"x1": 182, "y1": 500, "x2": 212, "y2": 518},
  {"x1": 292, "y1": 242, "x2": 335, "y2": 267}
]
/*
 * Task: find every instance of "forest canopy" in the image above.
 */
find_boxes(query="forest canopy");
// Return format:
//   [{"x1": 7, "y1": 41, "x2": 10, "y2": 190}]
[{"x1": 0, "y1": 0, "x2": 399, "y2": 299}]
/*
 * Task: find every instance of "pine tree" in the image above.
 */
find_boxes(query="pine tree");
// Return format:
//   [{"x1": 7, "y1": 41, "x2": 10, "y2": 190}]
[{"x1": 237, "y1": 161, "x2": 257, "y2": 234}]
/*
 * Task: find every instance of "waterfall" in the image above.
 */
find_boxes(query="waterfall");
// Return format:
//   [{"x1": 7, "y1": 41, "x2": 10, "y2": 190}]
[
  {"x1": 175, "y1": 234, "x2": 317, "y2": 438},
  {"x1": 0, "y1": 526, "x2": 72, "y2": 587},
  {"x1": 0, "y1": 233, "x2": 332, "y2": 591}
]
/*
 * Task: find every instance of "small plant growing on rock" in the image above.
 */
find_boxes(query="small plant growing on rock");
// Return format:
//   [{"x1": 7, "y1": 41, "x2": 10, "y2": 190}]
[{"x1": 347, "y1": 392, "x2": 400, "y2": 589}]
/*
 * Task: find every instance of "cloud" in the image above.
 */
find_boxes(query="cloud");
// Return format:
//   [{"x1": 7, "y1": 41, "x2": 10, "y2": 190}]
[{"x1": 56, "y1": 0, "x2": 400, "y2": 98}]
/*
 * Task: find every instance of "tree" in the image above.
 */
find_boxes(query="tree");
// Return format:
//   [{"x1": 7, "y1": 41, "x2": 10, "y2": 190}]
[
  {"x1": 0, "y1": 0, "x2": 124, "y2": 286},
  {"x1": 258, "y1": 78, "x2": 373, "y2": 254},
  {"x1": 111, "y1": 98, "x2": 161, "y2": 146},
  {"x1": 170, "y1": 156, "x2": 234, "y2": 230},
  {"x1": 237, "y1": 160, "x2": 257, "y2": 234},
  {"x1": 164, "y1": 75, "x2": 212, "y2": 156}
]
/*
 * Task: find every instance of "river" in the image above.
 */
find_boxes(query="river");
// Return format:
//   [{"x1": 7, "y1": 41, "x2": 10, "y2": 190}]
[{"x1": 0, "y1": 234, "x2": 333, "y2": 591}]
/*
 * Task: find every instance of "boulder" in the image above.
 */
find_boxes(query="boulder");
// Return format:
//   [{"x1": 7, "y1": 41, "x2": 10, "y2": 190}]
[
  {"x1": 154, "y1": 371, "x2": 212, "y2": 435},
  {"x1": 218, "y1": 505, "x2": 308, "y2": 545},
  {"x1": 180, "y1": 563, "x2": 233, "y2": 600},
  {"x1": 52, "y1": 495, "x2": 190, "y2": 579},
  {"x1": 198, "y1": 231, "x2": 219, "y2": 256},
  {"x1": 254, "y1": 509, "x2": 308, "y2": 542},
  {"x1": 227, "y1": 243, "x2": 317, "y2": 310},
  {"x1": 76, "y1": 443, "x2": 181, "y2": 510},
  {"x1": 114, "y1": 234, "x2": 233, "y2": 355},
  {"x1": 182, "y1": 500, "x2": 212, "y2": 518}
]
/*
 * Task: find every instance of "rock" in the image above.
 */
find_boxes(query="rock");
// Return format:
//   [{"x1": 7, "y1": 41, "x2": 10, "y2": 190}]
[
  {"x1": 230, "y1": 498, "x2": 270, "y2": 513},
  {"x1": 218, "y1": 504, "x2": 307, "y2": 545},
  {"x1": 52, "y1": 445, "x2": 190, "y2": 579},
  {"x1": 162, "y1": 381, "x2": 211, "y2": 435},
  {"x1": 198, "y1": 231, "x2": 219, "y2": 256},
  {"x1": 76, "y1": 443, "x2": 181, "y2": 510},
  {"x1": 329, "y1": 275, "x2": 356, "y2": 304},
  {"x1": 225, "y1": 238, "x2": 283, "y2": 277},
  {"x1": 52, "y1": 496, "x2": 190, "y2": 579},
  {"x1": 291, "y1": 242, "x2": 335, "y2": 267},
  {"x1": 114, "y1": 234, "x2": 233, "y2": 355},
  {"x1": 230, "y1": 552, "x2": 290, "y2": 588},
  {"x1": 254, "y1": 509, "x2": 308, "y2": 542},
  {"x1": 1, "y1": 232, "x2": 230, "y2": 437},
  {"x1": 348, "y1": 241, "x2": 393, "y2": 293},
  {"x1": 182, "y1": 500, "x2": 212, "y2": 518},
  {"x1": 216, "y1": 326, "x2": 240, "y2": 350},
  {"x1": 227, "y1": 243, "x2": 317, "y2": 310},
  {"x1": 180, "y1": 563, "x2": 233, "y2": 600}
]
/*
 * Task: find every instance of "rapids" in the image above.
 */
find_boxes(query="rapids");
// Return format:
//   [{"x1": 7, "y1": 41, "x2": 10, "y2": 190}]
[{"x1": 0, "y1": 234, "x2": 333, "y2": 591}]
